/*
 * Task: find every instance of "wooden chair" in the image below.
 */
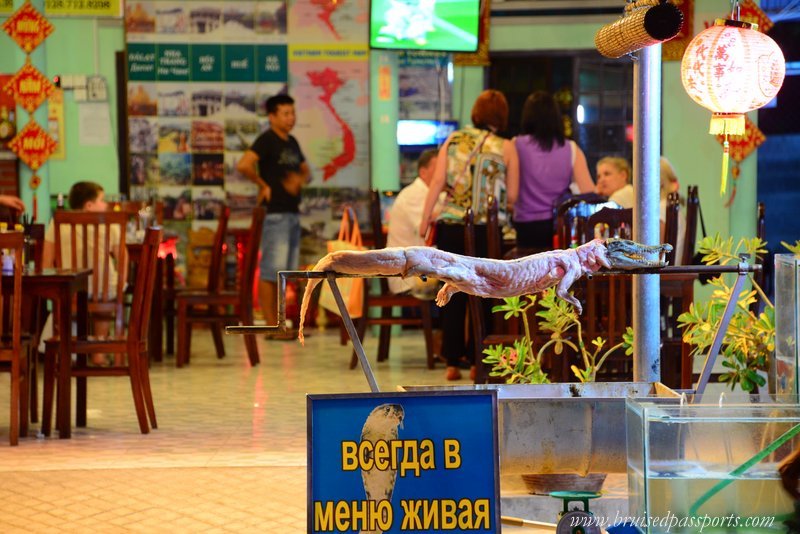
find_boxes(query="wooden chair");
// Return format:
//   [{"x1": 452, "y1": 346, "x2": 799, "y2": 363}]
[
  {"x1": 53, "y1": 210, "x2": 128, "y2": 335},
  {"x1": 0, "y1": 232, "x2": 29, "y2": 445},
  {"x1": 658, "y1": 192, "x2": 697, "y2": 387},
  {"x1": 118, "y1": 200, "x2": 165, "y2": 230},
  {"x1": 580, "y1": 207, "x2": 633, "y2": 380},
  {"x1": 349, "y1": 190, "x2": 434, "y2": 370},
  {"x1": 117, "y1": 202, "x2": 167, "y2": 360},
  {"x1": 465, "y1": 199, "x2": 522, "y2": 383},
  {"x1": 681, "y1": 185, "x2": 700, "y2": 267},
  {"x1": 583, "y1": 207, "x2": 633, "y2": 243},
  {"x1": 42, "y1": 226, "x2": 162, "y2": 436},
  {"x1": 663, "y1": 192, "x2": 681, "y2": 266},
  {"x1": 121, "y1": 200, "x2": 181, "y2": 358},
  {"x1": 173, "y1": 206, "x2": 230, "y2": 367},
  {"x1": 176, "y1": 207, "x2": 264, "y2": 367},
  {"x1": 464, "y1": 209, "x2": 489, "y2": 383},
  {"x1": 752, "y1": 201, "x2": 767, "y2": 314},
  {"x1": 555, "y1": 193, "x2": 610, "y2": 249}
]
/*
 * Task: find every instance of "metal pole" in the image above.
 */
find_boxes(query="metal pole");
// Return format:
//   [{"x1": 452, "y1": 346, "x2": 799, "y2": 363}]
[{"x1": 632, "y1": 43, "x2": 662, "y2": 383}]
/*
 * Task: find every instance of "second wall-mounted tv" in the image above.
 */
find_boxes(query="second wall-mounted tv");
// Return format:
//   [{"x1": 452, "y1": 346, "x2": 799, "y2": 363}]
[{"x1": 370, "y1": 0, "x2": 480, "y2": 53}]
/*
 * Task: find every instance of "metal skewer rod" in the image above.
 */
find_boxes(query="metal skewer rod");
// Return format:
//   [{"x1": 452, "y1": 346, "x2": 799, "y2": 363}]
[{"x1": 225, "y1": 262, "x2": 761, "y2": 395}]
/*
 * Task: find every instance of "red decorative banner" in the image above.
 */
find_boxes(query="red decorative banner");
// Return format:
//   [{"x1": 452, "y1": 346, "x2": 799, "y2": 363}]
[
  {"x1": 715, "y1": 115, "x2": 766, "y2": 162},
  {"x1": 2, "y1": 0, "x2": 54, "y2": 53},
  {"x1": 662, "y1": 0, "x2": 694, "y2": 61},
  {"x1": 3, "y1": 61, "x2": 55, "y2": 113},
  {"x1": 739, "y1": 0, "x2": 774, "y2": 33},
  {"x1": 8, "y1": 120, "x2": 57, "y2": 170}
]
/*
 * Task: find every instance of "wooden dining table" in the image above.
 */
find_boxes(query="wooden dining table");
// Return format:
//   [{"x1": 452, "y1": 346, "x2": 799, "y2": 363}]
[{"x1": 18, "y1": 267, "x2": 91, "y2": 439}]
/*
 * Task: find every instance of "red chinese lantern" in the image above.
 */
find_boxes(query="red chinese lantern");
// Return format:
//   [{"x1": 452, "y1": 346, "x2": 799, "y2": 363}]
[{"x1": 680, "y1": 17, "x2": 784, "y2": 194}]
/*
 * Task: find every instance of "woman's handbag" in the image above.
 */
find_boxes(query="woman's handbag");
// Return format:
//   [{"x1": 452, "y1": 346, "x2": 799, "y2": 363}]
[{"x1": 318, "y1": 207, "x2": 365, "y2": 318}]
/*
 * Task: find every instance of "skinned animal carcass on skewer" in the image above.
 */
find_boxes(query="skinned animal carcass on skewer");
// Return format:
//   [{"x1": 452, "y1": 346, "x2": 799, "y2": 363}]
[{"x1": 298, "y1": 238, "x2": 671, "y2": 343}]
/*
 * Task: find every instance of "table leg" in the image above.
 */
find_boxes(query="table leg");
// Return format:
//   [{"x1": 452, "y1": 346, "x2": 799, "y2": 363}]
[
  {"x1": 75, "y1": 290, "x2": 89, "y2": 428},
  {"x1": 57, "y1": 290, "x2": 72, "y2": 439},
  {"x1": 165, "y1": 254, "x2": 175, "y2": 355}
]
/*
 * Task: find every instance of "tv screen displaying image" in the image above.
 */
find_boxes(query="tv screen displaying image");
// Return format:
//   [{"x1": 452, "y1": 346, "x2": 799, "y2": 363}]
[
  {"x1": 370, "y1": 0, "x2": 480, "y2": 52},
  {"x1": 396, "y1": 119, "x2": 458, "y2": 146}
]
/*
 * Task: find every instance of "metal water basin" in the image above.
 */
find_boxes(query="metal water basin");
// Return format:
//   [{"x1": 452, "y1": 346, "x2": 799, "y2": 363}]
[{"x1": 398, "y1": 382, "x2": 680, "y2": 475}]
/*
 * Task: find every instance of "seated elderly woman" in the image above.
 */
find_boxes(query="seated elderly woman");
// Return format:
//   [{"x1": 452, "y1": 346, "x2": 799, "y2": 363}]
[{"x1": 595, "y1": 156, "x2": 633, "y2": 208}]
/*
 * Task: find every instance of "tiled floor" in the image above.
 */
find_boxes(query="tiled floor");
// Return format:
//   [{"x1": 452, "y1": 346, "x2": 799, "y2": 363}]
[
  {"x1": 0, "y1": 323, "x2": 733, "y2": 532},
  {"x1": 0, "y1": 328, "x2": 461, "y2": 532}
]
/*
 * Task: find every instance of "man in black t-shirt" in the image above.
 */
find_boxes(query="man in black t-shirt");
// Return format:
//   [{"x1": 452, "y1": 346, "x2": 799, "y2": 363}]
[{"x1": 237, "y1": 94, "x2": 311, "y2": 336}]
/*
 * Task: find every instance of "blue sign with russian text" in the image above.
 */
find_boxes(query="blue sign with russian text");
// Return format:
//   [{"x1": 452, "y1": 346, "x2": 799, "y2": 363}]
[{"x1": 307, "y1": 391, "x2": 499, "y2": 533}]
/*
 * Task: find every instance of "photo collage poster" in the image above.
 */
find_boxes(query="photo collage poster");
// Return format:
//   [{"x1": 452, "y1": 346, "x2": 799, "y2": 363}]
[{"x1": 125, "y1": 0, "x2": 371, "y2": 274}]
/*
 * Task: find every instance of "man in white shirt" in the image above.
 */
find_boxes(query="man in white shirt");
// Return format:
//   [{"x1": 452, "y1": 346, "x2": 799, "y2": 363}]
[{"x1": 386, "y1": 148, "x2": 440, "y2": 298}]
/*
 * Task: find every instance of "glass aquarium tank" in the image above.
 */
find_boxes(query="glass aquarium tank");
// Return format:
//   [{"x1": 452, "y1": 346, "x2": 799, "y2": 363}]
[
  {"x1": 775, "y1": 254, "x2": 800, "y2": 399},
  {"x1": 627, "y1": 399, "x2": 800, "y2": 533}
]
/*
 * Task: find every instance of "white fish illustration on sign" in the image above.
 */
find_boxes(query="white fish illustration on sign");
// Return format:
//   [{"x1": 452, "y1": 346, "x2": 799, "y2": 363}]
[{"x1": 359, "y1": 404, "x2": 405, "y2": 534}]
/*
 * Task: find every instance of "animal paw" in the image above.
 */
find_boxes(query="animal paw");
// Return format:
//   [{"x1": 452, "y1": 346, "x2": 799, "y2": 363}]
[{"x1": 435, "y1": 284, "x2": 456, "y2": 307}]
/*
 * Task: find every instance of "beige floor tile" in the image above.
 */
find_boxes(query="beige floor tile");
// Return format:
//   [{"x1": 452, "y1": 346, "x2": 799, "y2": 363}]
[{"x1": 0, "y1": 329, "x2": 452, "y2": 531}]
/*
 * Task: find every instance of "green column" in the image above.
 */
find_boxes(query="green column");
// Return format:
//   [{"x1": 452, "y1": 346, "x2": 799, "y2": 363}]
[
  {"x1": 14, "y1": 0, "x2": 50, "y2": 223},
  {"x1": 369, "y1": 51, "x2": 399, "y2": 191},
  {"x1": 452, "y1": 65, "x2": 483, "y2": 128}
]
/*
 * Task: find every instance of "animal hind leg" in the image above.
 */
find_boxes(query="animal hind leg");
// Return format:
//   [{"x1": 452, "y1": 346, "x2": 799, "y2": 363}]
[{"x1": 435, "y1": 283, "x2": 460, "y2": 307}]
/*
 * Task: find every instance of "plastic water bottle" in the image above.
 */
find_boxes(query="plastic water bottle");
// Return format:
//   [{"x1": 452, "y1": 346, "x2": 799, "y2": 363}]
[
  {"x1": 1, "y1": 252, "x2": 12, "y2": 275},
  {"x1": 0, "y1": 222, "x2": 10, "y2": 275},
  {"x1": 569, "y1": 218, "x2": 580, "y2": 248}
]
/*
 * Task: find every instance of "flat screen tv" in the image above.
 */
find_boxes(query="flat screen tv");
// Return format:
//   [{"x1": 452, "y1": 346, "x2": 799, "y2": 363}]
[
  {"x1": 397, "y1": 119, "x2": 458, "y2": 146},
  {"x1": 370, "y1": 0, "x2": 480, "y2": 52}
]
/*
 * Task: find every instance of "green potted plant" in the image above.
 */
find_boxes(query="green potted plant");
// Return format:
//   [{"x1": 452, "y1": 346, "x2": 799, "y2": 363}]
[
  {"x1": 482, "y1": 287, "x2": 633, "y2": 384},
  {"x1": 677, "y1": 235, "x2": 774, "y2": 392}
]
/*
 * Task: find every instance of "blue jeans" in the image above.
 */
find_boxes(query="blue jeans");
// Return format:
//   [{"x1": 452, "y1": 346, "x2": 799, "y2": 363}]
[{"x1": 259, "y1": 212, "x2": 301, "y2": 283}]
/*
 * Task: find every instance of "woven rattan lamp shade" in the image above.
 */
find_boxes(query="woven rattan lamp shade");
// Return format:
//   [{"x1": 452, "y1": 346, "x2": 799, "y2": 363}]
[{"x1": 595, "y1": 0, "x2": 683, "y2": 59}]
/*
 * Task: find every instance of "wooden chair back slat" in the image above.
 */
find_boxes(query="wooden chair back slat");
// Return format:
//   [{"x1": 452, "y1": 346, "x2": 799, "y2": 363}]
[
  {"x1": 583, "y1": 207, "x2": 633, "y2": 243},
  {"x1": 681, "y1": 185, "x2": 700, "y2": 266},
  {"x1": 663, "y1": 192, "x2": 681, "y2": 266},
  {"x1": 118, "y1": 200, "x2": 165, "y2": 228},
  {"x1": 207, "y1": 206, "x2": 230, "y2": 293},
  {"x1": 370, "y1": 190, "x2": 387, "y2": 250},
  {"x1": 486, "y1": 195, "x2": 502, "y2": 260},
  {"x1": 238, "y1": 208, "x2": 266, "y2": 307},
  {"x1": 129, "y1": 227, "x2": 162, "y2": 344},
  {"x1": 369, "y1": 190, "x2": 390, "y2": 294},
  {"x1": 53, "y1": 210, "x2": 128, "y2": 332}
]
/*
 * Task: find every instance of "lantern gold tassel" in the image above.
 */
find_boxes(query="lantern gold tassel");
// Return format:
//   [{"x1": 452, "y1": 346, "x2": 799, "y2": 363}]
[
  {"x1": 709, "y1": 113, "x2": 745, "y2": 136},
  {"x1": 721, "y1": 136, "x2": 730, "y2": 196}
]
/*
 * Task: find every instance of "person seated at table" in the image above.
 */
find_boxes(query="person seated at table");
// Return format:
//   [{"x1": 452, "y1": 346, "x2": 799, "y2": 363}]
[
  {"x1": 0, "y1": 194, "x2": 26, "y2": 224},
  {"x1": 386, "y1": 148, "x2": 441, "y2": 300},
  {"x1": 660, "y1": 156, "x2": 685, "y2": 263},
  {"x1": 513, "y1": 91, "x2": 594, "y2": 249},
  {"x1": 42, "y1": 181, "x2": 122, "y2": 365},
  {"x1": 595, "y1": 156, "x2": 633, "y2": 208}
]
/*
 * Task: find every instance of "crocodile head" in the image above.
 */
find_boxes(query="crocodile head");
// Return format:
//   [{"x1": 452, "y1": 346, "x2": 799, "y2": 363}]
[{"x1": 605, "y1": 238, "x2": 672, "y2": 269}]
